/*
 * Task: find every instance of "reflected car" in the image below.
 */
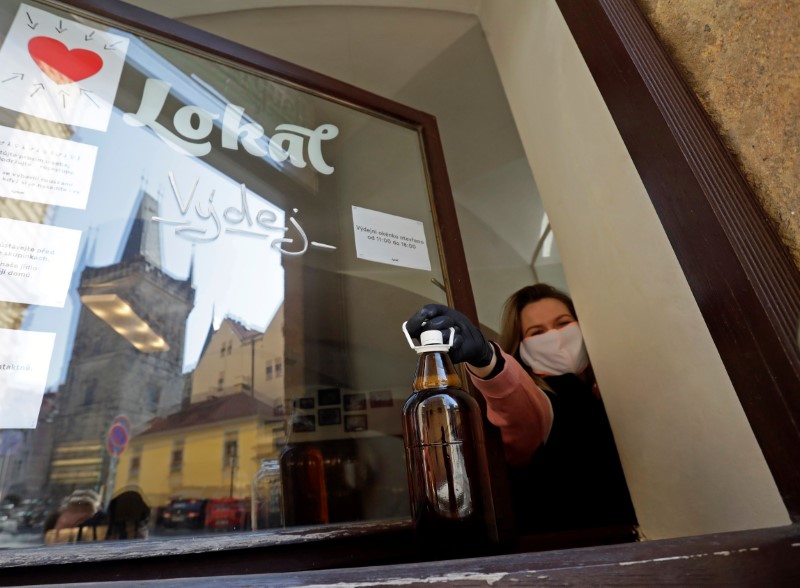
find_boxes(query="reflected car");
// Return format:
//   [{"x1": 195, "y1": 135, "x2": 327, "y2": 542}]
[
  {"x1": 160, "y1": 499, "x2": 207, "y2": 530},
  {"x1": 205, "y1": 497, "x2": 249, "y2": 532}
]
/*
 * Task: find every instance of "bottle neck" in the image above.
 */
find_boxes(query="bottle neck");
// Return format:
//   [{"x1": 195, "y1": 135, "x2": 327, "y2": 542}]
[{"x1": 413, "y1": 350, "x2": 462, "y2": 392}]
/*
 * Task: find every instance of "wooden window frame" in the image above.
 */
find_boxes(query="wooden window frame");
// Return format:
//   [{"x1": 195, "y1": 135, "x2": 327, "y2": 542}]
[{"x1": 2, "y1": 0, "x2": 799, "y2": 583}]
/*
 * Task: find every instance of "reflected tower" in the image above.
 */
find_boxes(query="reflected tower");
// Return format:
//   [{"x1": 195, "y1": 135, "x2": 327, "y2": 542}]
[{"x1": 46, "y1": 189, "x2": 194, "y2": 502}]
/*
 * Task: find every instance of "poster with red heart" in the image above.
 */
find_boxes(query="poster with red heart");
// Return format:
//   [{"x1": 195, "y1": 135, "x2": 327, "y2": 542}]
[{"x1": 0, "y1": 3, "x2": 129, "y2": 132}]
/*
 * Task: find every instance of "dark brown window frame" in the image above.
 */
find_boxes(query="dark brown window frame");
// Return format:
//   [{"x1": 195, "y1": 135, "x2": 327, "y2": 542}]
[{"x1": 3, "y1": 0, "x2": 799, "y2": 583}]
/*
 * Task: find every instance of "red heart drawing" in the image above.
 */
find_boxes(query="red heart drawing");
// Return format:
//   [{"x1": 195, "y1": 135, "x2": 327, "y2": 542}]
[{"x1": 28, "y1": 36, "x2": 103, "y2": 85}]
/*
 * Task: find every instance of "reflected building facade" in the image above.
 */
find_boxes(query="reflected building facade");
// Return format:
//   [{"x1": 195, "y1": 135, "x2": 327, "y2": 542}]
[
  {"x1": 190, "y1": 311, "x2": 286, "y2": 409},
  {"x1": 110, "y1": 310, "x2": 288, "y2": 509},
  {"x1": 114, "y1": 392, "x2": 284, "y2": 508}
]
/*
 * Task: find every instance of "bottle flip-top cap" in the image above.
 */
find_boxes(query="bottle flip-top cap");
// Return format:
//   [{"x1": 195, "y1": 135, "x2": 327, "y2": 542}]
[
  {"x1": 402, "y1": 322, "x2": 454, "y2": 354},
  {"x1": 420, "y1": 330, "x2": 443, "y2": 346}
]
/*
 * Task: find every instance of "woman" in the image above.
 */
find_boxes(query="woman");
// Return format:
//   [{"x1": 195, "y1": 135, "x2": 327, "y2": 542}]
[{"x1": 405, "y1": 283, "x2": 636, "y2": 534}]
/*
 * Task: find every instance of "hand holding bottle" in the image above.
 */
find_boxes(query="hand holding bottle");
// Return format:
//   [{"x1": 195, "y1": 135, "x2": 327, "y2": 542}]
[{"x1": 405, "y1": 304, "x2": 494, "y2": 367}]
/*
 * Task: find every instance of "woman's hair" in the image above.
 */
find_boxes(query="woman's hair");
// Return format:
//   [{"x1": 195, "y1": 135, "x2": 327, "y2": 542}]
[{"x1": 499, "y1": 283, "x2": 577, "y2": 356}]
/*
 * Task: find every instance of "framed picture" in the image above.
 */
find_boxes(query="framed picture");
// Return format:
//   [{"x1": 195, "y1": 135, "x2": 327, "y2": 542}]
[
  {"x1": 344, "y1": 414, "x2": 368, "y2": 432},
  {"x1": 294, "y1": 397, "x2": 315, "y2": 410},
  {"x1": 344, "y1": 393, "x2": 366, "y2": 412},
  {"x1": 369, "y1": 390, "x2": 394, "y2": 408},
  {"x1": 317, "y1": 388, "x2": 341, "y2": 406},
  {"x1": 292, "y1": 414, "x2": 316, "y2": 433},
  {"x1": 318, "y1": 407, "x2": 342, "y2": 426}
]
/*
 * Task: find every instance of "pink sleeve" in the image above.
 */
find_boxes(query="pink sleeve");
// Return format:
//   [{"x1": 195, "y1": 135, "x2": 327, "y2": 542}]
[{"x1": 469, "y1": 347, "x2": 553, "y2": 467}]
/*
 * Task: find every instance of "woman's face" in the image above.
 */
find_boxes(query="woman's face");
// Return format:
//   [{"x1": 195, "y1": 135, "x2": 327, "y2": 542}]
[{"x1": 519, "y1": 298, "x2": 576, "y2": 339}]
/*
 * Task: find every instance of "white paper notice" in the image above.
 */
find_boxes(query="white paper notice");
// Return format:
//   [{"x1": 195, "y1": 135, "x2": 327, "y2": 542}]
[
  {"x1": 0, "y1": 218, "x2": 81, "y2": 308},
  {"x1": 0, "y1": 328, "x2": 56, "y2": 428},
  {"x1": 0, "y1": 125, "x2": 97, "y2": 209},
  {"x1": 352, "y1": 206, "x2": 431, "y2": 271},
  {"x1": 0, "y1": 3, "x2": 130, "y2": 132}
]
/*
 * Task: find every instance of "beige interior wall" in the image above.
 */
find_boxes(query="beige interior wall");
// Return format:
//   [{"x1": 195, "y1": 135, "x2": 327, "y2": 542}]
[{"x1": 477, "y1": 1, "x2": 790, "y2": 539}]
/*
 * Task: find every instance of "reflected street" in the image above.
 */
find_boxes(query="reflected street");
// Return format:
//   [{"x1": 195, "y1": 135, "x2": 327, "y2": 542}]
[{"x1": 0, "y1": 530, "x2": 41, "y2": 550}]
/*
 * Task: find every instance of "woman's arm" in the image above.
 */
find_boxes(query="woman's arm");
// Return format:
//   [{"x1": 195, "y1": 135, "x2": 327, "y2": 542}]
[{"x1": 469, "y1": 346, "x2": 553, "y2": 467}]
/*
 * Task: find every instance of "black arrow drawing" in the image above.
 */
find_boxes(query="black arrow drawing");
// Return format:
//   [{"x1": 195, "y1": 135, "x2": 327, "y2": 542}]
[
  {"x1": 55, "y1": 20, "x2": 67, "y2": 33},
  {"x1": 58, "y1": 89, "x2": 70, "y2": 108},
  {"x1": 1, "y1": 73, "x2": 24, "y2": 83},
  {"x1": 104, "y1": 41, "x2": 123, "y2": 50},
  {"x1": 79, "y1": 88, "x2": 99, "y2": 108},
  {"x1": 30, "y1": 83, "x2": 44, "y2": 97},
  {"x1": 85, "y1": 31, "x2": 95, "y2": 41},
  {"x1": 26, "y1": 12, "x2": 38, "y2": 30}
]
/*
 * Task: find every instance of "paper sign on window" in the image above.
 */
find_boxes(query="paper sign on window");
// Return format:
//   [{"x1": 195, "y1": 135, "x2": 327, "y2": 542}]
[
  {"x1": 0, "y1": 3, "x2": 129, "y2": 132},
  {"x1": 0, "y1": 125, "x2": 97, "y2": 209},
  {"x1": 0, "y1": 328, "x2": 56, "y2": 429},
  {"x1": 352, "y1": 206, "x2": 431, "y2": 271},
  {"x1": 0, "y1": 217, "x2": 82, "y2": 308}
]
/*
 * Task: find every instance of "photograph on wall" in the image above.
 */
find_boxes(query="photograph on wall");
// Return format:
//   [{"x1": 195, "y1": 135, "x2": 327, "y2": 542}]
[
  {"x1": 317, "y1": 387, "x2": 341, "y2": 406},
  {"x1": 318, "y1": 407, "x2": 341, "y2": 426},
  {"x1": 344, "y1": 414, "x2": 367, "y2": 433},
  {"x1": 343, "y1": 393, "x2": 366, "y2": 412},
  {"x1": 368, "y1": 389, "x2": 394, "y2": 408},
  {"x1": 293, "y1": 397, "x2": 315, "y2": 410},
  {"x1": 291, "y1": 414, "x2": 316, "y2": 433}
]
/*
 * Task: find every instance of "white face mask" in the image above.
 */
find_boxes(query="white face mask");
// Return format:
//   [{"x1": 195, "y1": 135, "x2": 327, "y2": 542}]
[{"x1": 519, "y1": 322, "x2": 589, "y2": 376}]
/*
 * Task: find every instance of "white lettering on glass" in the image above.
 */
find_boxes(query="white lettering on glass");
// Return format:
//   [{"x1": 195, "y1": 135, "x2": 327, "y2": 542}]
[
  {"x1": 153, "y1": 172, "x2": 337, "y2": 256},
  {"x1": 123, "y1": 79, "x2": 339, "y2": 174}
]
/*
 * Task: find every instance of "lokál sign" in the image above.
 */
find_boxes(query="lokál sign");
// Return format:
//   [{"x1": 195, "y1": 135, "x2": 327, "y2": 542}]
[{"x1": 123, "y1": 78, "x2": 339, "y2": 172}]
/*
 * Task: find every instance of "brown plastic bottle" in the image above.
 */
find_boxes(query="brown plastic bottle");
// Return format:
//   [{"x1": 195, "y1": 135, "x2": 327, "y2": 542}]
[{"x1": 401, "y1": 327, "x2": 497, "y2": 552}]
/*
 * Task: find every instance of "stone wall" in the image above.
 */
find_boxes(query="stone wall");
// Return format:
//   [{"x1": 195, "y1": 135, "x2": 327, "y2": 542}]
[{"x1": 636, "y1": 0, "x2": 800, "y2": 268}]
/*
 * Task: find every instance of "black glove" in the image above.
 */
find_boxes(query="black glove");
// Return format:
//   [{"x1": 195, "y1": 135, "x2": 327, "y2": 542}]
[{"x1": 405, "y1": 304, "x2": 494, "y2": 367}]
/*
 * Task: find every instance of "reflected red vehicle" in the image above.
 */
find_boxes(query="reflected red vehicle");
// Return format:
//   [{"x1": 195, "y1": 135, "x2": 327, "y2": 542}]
[{"x1": 204, "y1": 497, "x2": 250, "y2": 531}]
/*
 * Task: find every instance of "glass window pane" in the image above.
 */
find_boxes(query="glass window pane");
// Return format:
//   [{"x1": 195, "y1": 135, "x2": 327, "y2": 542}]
[{"x1": 0, "y1": 0, "x2": 450, "y2": 548}]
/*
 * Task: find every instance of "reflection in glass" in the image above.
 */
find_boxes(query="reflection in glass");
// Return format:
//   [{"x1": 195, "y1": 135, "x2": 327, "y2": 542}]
[
  {"x1": 251, "y1": 458, "x2": 283, "y2": 530},
  {"x1": 0, "y1": 0, "x2": 447, "y2": 548}
]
